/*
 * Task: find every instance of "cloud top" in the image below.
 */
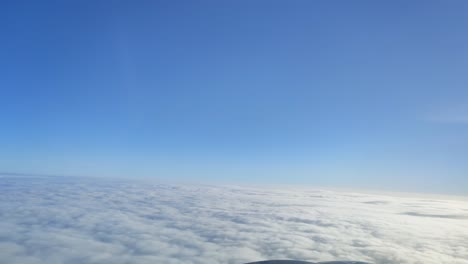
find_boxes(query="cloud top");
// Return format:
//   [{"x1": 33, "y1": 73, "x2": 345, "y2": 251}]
[{"x1": 0, "y1": 176, "x2": 467, "y2": 264}]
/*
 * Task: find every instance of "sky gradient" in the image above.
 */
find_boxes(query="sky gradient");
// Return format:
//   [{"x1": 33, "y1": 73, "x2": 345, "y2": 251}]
[{"x1": 1, "y1": 1, "x2": 467, "y2": 194}]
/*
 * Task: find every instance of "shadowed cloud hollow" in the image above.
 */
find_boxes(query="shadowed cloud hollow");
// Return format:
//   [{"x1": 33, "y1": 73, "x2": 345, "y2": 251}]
[{"x1": 0, "y1": 176, "x2": 467, "y2": 264}]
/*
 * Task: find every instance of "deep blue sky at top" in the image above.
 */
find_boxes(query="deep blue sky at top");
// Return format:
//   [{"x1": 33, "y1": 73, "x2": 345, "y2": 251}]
[{"x1": 1, "y1": 1, "x2": 467, "y2": 194}]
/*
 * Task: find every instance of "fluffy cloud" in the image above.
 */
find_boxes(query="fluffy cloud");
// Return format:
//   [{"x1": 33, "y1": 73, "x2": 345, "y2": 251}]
[{"x1": 0, "y1": 176, "x2": 467, "y2": 264}]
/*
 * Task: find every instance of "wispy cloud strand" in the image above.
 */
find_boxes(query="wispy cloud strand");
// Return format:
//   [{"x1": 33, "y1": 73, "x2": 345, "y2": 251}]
[{"x1": 426, "y1": 105, "x2": 468, "y2": 124}]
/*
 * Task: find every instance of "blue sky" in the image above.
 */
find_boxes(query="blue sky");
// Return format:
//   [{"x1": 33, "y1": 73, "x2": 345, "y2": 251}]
[{"x1": 1, "y1": 1, "x2": 467, "y2": 194}]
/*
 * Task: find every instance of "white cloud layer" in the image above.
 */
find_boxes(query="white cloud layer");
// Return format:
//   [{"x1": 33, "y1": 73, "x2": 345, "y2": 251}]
[{"x1": 0, "y1": 176, "x2": 467, "y2": 264}]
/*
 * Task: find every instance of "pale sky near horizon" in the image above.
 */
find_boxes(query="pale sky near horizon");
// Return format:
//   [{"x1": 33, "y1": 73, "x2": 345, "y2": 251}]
[{"x1": 1, "y1": 1, "x2": 467, "y2": 194}]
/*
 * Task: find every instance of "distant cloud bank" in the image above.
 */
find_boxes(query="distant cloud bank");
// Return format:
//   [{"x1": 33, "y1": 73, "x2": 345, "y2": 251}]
[{"x1": 0, "y1": 177, "x2": 467, "y2": 264}]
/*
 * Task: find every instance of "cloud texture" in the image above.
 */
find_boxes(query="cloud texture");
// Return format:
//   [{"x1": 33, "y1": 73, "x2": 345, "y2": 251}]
[{"x1": 0, "y1": 176, "x2": 467, "y2": 264}]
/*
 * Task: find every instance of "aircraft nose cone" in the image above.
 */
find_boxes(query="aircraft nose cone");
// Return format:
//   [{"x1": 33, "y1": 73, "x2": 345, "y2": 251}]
[
  {"x1": 245, "y1": 261, "x2": 315, "y2": 264},
  {"x1": 245, "y1": 261, "x2": 369, "y2": 264}
]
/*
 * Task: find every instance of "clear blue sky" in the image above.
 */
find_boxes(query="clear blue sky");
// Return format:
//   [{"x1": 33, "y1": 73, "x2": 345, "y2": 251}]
[{"x1": 1, "y1": 1, "x2": 467, "y2": 194}]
